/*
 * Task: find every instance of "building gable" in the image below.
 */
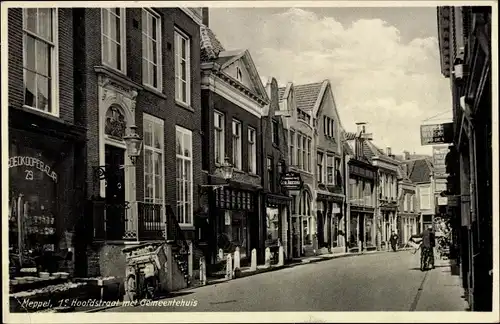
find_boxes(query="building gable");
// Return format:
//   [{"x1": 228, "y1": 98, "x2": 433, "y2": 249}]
[{"x1": 219, "y1": 50, "x2": 269, "y2": 103}]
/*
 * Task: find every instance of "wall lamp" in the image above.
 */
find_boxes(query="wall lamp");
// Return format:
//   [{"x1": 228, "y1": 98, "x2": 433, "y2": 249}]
[{"x1": 199, "y1": 156, "x2": 234, "y2": 193}]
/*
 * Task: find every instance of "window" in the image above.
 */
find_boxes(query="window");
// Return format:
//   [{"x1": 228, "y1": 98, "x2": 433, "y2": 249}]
[
  {"x1": 420, "y1": 186, "x2": 431, "y2": 210},
  {"x1": 302, "y1": 136, "x2": 307, "y2": 171},
  {"x1": 297, "y1": 134, "x2": 303, "y2": 169},
  {"x1": 143, "y1": 115, "x2": 165, "y2": 206},
  {"x1": 101, "y1": 8, "x2": 126, "y2": 72},
  {"x1": 174, "y1": 28, "x2": 191, "y2": 105},
  {"x1": 410, "y1": 194, "x2": 414, "y2": 212},
  {"x1": 289, "y1": 130, "x2": 295, "y2": 166},
  {"x1": 176, "y1": 126, "x2": 193, "y2": 225},
  {"x1": 214, "y1": 111, "x2": 225, "y2": 165},
  {"x1": 267, "y1": 157, "x2": 274, "y2": 191},
  {"x1": 349, "y1": 178, "x2": 357, "y2": 203},
  {"x1": 236, "y1": 66, "x2": 243, "y2": 81},
  {"x1": 272, "y1": 120, "x2": 279, "y2": 145},
  {"x1": 248, "y1": 127, "x2": 256, "y2": 174},
  {"x1": 317, "y1": 152, "x2": 324, "y2": 183},
  {"x1": 327, "y1": 155, "x2": 334, "y2": 184},
  {"x1": 142, "y1": 9, "x2": 162, "y2": 90},
  {"x1": 404, "y1": 194, "x2": 409, "y2": 212},
  {"x1": 232, "y1": 120, "x2": 242, "y2": 169},
  {"x1": 307, "y1": 138, "x2": 312, "y2": 172},
  {"x1": 23, "y1": 8, "x2": 58, "y2": 115}
]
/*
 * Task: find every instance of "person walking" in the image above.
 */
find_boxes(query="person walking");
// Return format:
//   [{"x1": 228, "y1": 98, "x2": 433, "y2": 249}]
[
  {"x1": 409, "y1": 225, "x2": 436, "y2": 270},
  {"x1": 390, "y1": 231, "x2": 399, "y2": 252}
]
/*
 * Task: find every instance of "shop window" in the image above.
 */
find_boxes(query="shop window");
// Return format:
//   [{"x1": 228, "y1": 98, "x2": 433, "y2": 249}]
[
  {"x1": 23, "y1": 8, "x2": 58, "y2": 115},
  {"x1": 8, "y1": 139, "x2": 65, "y2": 272},
  {"x1": 266, "y1": 208, "x2": 280, "y2": 247}
]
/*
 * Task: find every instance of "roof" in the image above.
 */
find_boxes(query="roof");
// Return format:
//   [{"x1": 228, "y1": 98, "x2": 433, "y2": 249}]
[
  {"x1": 344, "y1": 132, "x2": 357, "y2": 141},
  {"x1": 407, "y1": 159, "x2": 433, "y2": 183},
  {"x1": 294, "y1": 82, "x2": 324, "y2": 111},
  {"x1": 200, "y1": 25, "x2": 225, "y2": 62}
]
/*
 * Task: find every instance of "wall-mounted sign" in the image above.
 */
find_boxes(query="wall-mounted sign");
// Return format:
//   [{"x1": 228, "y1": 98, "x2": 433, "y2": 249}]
[
  {"x1": 279, "y1": 172, "x2": 303, "y2": 190},
  {"x1": 420, "y1": 123, "x2": 453, "y2": 146},
  {"x1": 437, "y1": 196, "x2": 448, "y2": 206},
  {"x1": 433, "y1": 146, "x2": 449, "y2": 177},
  {"x1": 8, "y1": 156, "x2": 58, "y2": 183}
]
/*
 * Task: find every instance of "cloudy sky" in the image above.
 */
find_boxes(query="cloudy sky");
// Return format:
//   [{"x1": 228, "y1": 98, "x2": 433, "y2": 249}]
[{"x1": 209, "y1": 6, "x2": 453, "y2": 155}]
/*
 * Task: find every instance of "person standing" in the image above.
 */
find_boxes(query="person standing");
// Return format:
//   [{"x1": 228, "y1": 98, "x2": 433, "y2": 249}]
[{"x1": 390, "y1": 231, "x2": 399, "y2": 252}]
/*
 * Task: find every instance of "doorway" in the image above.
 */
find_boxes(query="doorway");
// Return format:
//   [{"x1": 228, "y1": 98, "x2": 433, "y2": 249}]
[{"x1": 105, "y1": 144, "x2": 126, "y2": 240}]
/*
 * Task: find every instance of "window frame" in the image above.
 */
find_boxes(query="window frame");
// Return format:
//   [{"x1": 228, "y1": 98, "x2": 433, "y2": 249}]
[
  {"x1": 214, "y1": 110, "x2": 225, "y2": 165},
  {"x1": 248, "y1": 126, "x2": 256, "y2": 174},
  {"x1": 317, "y1": 151, "x2": 324, "y2": 183},
  {"x1": 175, "y1": 125, "x2": 193, "y2": 226},
  {"x1": 143, "y1": 114, "x2": 166, "y2": 213},
  {"x1": 232, "y1": 119, "x2": 242, "y2": 170},
  {"x1": 101, "y1": 8, "x2": 127, "y2": 73},
  {"x1": 289, "y1": 129, "x2": 295, "y2": 166},
  {"x1": 271, "y1": 119, "x2": 279, "y2": 145},
  {"x1": 22, "y1": 8, "x2": 59, "y2": 117},
  {"x1": 267, "y1": 156, "x2": 274, "y2": 191},
  {"x1": 420, "y1": 187, "x2": 431, "y2": 210},
  {"x1": 141, "y1": 8, "x2": 162, "y2": 91},
  {"x1": 174, "y1": 27, "x2": 191, "y2": 106},
  {"x1": 326, "y1": 154, "x2": 334, "y2": 184}
]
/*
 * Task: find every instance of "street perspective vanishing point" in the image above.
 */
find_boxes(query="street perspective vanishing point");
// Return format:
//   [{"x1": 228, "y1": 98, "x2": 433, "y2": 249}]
[{"x1": 2, "y1": 1, "x2": 497, "y2": 323}]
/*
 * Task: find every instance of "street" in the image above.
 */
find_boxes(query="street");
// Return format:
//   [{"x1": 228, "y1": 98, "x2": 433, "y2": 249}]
[{"x1": 103, "y1": 250, "x2": 468, "y2": 312}]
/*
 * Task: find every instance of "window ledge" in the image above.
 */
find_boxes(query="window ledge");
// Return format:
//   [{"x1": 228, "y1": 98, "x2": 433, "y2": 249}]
[
  {"x1": 21, "y1": 105, "x2": 60, "y2": 120},
  {"x1": 176, "y1": 100, "x2": 194, "y2": 112},
  {"x1": 143, "y1": 85, "x2": 167, "y2": 99}
]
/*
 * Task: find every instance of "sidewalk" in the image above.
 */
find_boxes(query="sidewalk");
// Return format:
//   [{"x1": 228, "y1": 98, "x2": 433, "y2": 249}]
[{"x1": 414, "y1": 258, "x2": 469, "y2": 311}]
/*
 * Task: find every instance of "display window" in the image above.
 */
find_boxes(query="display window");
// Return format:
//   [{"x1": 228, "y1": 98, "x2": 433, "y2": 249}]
[{"x1": 8, "y1": 137, "x2": 66, "y2": 272}]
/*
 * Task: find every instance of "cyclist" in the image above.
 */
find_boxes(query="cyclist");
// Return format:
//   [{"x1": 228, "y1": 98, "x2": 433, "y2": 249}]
[{"x1": 409, "y1": 224, "x2": 436, "y2": 270}]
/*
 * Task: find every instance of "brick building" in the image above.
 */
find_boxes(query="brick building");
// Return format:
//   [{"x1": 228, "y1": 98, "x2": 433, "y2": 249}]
[
  {"x1": 198, "y1": 23, "x2": 270, "y2": 265},
  {"x1": 261, "y1": 77, "x2": 292, "y2": 259},
  {"x1": 8, "y1": 8, "x2": 86, "y2": 275},
  {"x1": 76, "y1": 7, "x2": 203, "y2": 278},
  {"x1": 7, "y1": 7, "x2": 204, "y2": 283}
]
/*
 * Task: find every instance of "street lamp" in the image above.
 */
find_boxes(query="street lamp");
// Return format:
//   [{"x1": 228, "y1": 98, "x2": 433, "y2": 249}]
[
  {"x1": 199, "y1": 156, "x2": 234, "y2": 191},
  {"x1": 123, "y1": 125, "x2": 143, "y2": 165}
]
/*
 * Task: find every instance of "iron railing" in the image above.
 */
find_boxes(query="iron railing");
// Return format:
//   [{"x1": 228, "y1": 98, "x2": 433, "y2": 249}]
[{"x1": 137, "y1": 202, "x2": 164, "y2": 241}]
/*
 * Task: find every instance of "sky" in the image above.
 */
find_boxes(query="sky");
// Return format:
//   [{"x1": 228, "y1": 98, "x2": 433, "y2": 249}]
[{"x1": 209, "y1": 6, "x2": 453, "y2": 155}]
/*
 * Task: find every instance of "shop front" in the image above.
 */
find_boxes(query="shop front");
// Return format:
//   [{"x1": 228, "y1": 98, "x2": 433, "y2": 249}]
[
  {"x1": 212, "y1": 186, "x2": 258, "y2": 264},
  {"x1": 380, "y1": 205, "x2": 398, "y2": 249},
  {"x1": 349, "y1": 207, "x2": 376, "y2": 251},
  {"x1": 316, "y1": 193, "x2": 345, "y2": 252},
  {"x1": 265, "y1": 194, "x2": 291, "y2": 260},
  {"x1": 8, "y1": 109, "x2": 86, "y2": 277}
]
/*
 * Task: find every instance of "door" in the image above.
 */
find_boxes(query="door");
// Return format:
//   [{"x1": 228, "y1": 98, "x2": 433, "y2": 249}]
[{"x1": 105, "y1": 145, "x2": 126, "y2": 239}]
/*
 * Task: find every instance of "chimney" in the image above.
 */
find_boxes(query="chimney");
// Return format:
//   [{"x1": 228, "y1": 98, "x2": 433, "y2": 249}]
[
  {"x1": 202, "y1": 8, "x2": 209, "y2": 26},
  {"x1": 356, "y1": 122, "x2": 366, "y2": 135},
  {"x1": 386, "y1": 147, "x2": 392, "y2": 156},
  {"x1": 403, "y1": 150, "x2": 410, "y2": 160}
]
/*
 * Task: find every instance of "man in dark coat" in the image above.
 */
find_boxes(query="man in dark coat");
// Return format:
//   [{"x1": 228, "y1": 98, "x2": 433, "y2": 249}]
[
  {"x1": 410, "y1": 225, "x2": 436, "y2": 270},
  {"x1": 390, "y1": 232, "x2": 399, "y2": 252}
]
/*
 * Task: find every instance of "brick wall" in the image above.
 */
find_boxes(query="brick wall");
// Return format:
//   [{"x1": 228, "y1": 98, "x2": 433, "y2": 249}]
[
  {"x1": 8, "y1": 8, "x2": 75, "y2": 124},
  {"x1": 202, "y1": 90, "x2": 263, "y2": 179}
]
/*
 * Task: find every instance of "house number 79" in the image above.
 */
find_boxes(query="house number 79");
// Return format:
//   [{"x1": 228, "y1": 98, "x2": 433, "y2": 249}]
[{"x1": 25, "y1": 170, "x2": 34, "y2": 181}]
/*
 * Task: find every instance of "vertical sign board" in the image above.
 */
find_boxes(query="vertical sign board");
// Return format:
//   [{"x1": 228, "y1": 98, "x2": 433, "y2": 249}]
[
  {"x1": 433, "y1": 146, "x2": 449, "y2": 178},
  {"x1": 420, "y1": 123, "x2": 454, "y2": 146}
]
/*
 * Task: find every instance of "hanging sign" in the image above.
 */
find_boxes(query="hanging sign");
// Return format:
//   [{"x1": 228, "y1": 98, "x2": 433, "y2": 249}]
[
  {"x1": 280, "y1": 171, "x2": 303, "y2": 190},
  {"x1": 8, "y1": 156, "x2": 58, "y2": 183},
  {"x1": 420, "y1": 123, "x2": 453, "y2": 146}
]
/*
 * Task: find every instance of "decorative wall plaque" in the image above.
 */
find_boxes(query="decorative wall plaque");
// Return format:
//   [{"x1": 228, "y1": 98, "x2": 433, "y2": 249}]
[{"x1": 105, "y1": 106, "x2": 126, "y2": 139}]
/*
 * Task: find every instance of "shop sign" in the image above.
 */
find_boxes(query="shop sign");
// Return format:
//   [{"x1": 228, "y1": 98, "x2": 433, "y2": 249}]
[
  {"x1": 332, "y1": 207, "x2": 341, "y2": 214},
  {"x1": 280, "y1": 172, "x2": 303, "y2": 190},
  {"x1": 437, "y1": 196, "x2": 448, "y2": 206},
  {"x1": 420, "y1": 123, "x2": 453, "y2": 146},
  {"x1": 8, "y1": 156, "x2": 58, "y2": 183},
  {"x1": 447, "y1": 195, "x2": 460, "y2": 207},
  {"x1": 433, "y1": 146, "x2": 449, "y2": 177}
]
